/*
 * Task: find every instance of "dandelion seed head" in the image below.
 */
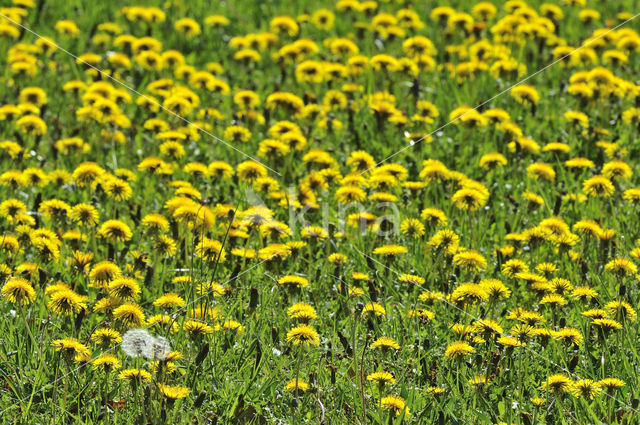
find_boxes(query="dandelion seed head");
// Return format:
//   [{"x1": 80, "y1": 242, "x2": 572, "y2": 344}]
[
  {"x1": 150, "y1": 336, "x2": 172, "y2": 360},
  {"x1": 121, "y1": 328, "x2": 155, "y2": 358}
]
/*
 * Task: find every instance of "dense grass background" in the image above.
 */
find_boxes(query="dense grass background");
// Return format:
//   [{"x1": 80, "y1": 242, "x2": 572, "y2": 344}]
[{"x1": 1, "y1": 0, "x2": 640, "y2": 424}]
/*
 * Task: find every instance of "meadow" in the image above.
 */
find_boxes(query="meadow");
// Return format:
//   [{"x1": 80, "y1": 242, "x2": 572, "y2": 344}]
[{"x1": 1, "y1": 0, "x2": 640, "y2": 423}]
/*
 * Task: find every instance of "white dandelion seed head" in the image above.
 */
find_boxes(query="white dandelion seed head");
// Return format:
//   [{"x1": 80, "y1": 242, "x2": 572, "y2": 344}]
[
  {"x1": 121, "y1": 329, "x2": 155, "y2": 358},
  {"x1": 121, "y1": 329, "x2": 172, "y2": 360},
  {"x1": 150, "y1": 336, "x2": 171, "y2": 361}
]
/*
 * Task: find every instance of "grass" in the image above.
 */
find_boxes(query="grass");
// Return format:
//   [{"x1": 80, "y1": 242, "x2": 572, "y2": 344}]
[{"x1": 1, "y1": 0, "x2": 640, "y2": 424}]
